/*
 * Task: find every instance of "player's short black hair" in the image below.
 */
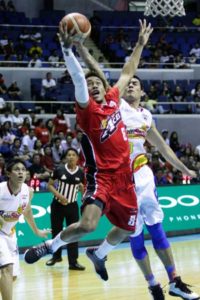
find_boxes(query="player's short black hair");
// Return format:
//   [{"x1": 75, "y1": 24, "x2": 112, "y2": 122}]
[
  {"x1": 65, "y1": 147, "x2": 79, "y2": 156},
  {"x1": 6, "y1": 159, "x2": 27, "y2": 172},
  {"x1": 133, "y1": 75, "x2": 144, "y2": 90},
  {"x1": 85, "y1": 70, "x2": 107, "y2": 89}
]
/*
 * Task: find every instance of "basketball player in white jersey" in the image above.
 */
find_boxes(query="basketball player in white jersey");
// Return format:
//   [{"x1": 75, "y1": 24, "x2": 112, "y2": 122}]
[
  {"x1": 74, "y1": 41, "x2": 200, "y2": 300},
  {"x1": 0, "y1": 159, "x2": 50, "y2": 300}
]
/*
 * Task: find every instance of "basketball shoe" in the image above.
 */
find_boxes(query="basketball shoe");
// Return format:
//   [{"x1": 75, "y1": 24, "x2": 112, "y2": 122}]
[
  {"x1": 86, "y1": 247, "x2": 108, "y2": 281},
  {"x1": 169, "y1": 276, "x2": 200, "y2": 300},
  {"x1": 148, "y1": 284, "x2": 165, "y2": 300},
  {"x1": 24, "y1": 240, "x2": 53, "y2": 264}
]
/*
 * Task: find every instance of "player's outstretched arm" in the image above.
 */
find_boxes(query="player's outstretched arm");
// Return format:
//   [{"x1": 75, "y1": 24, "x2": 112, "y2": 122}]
[
  {"x1": 58, "y1": 21, "x2": 89, "y2": 108},
  {"x1": 23, "y1": 188, "x2": 51, "y2": 238},
  {"x1": 115, "y1": 19, "x2": 153, "y2": 96},
  {"x1": 147, "y1": 124, "x2": 197, "y2": 178}
]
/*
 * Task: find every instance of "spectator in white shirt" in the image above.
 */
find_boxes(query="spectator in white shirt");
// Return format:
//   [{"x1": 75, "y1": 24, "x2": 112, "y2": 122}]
[
  {"x1": 41, "y1": 72, "x2": 56, "y2": 99},
  {"x1": 189, "y1": 43, "x2": 200, "y2": 58},
  {"x1": 22, "y1": 128, "x2": 37, "y2": 154},
  {"x1": 28, "y1": 53, "x2": 42, "y2": 68},
  {"x1": 11, "y1": 108, "x2": 24, "y2": 128}
]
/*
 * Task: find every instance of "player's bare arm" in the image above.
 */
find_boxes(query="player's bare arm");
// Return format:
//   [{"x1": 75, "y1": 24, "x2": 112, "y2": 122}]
[
  {"x1": 146, "y1": 124, "x2": 197, "y2": 178},
  {"x1": 23, "y1": 187, "x2": 51, "y2": 237},
  {"x1": 75, "y1": 43, "x2": 110, "y2": 90},
  {"x1": 58, "y1": 21, "x2": 89, "y2": 109},
  {"x1": 115, "y1": 19, "x2": 153, "y2": 96},
  {"x1": 48, "y1": 178, "x2": 68, "y2": 205}
]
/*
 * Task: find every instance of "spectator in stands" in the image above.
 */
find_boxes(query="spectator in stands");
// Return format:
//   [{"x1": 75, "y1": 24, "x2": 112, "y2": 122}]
[
  {"x1": 28, "y1": 110, "x2": 38, "y2": 127},
  {"x1": 28, "y1": 42, "x2": 43, "y2": 57},
  {"x1": 0, "y1": 121, "x2": 16, "y2": 158},
  {"x1": 0, "y1": 34, "x2": 8, "y2": 51},
  {"x1": 160, "y1": 81, "x2": 172, "y2": 97},
  {"x1": 15, "y1": 40, "x2": 27, "y2": 56},
  {"x1": 3, "y1": 40, "x2": 15, "y2": 56},
  {"x1": 28, "y1": 153, "x2": 50, "y2": 190},
  {"x1": 7, "y1": 81, "x2": 22, "y2": 100},
  {"x1": 19, "y1": 29, "x2": 31, "y2": 42},
  {"x1": 142, "y1": 93, "x2": 158, "y2": 114},
  {"x1": 10, "y1": 137, "x2": 30, "y2": 162},
  {"x1": 28, "y1": 53, "x2": 42, "y2": 68},
  {"x1": 173, "y1": 54, "x2": 188, "y2": 69},
  {"x1": 0, "y1": 73, "x2": 7, "y2": 97},
  {"x1": 0, "y1": 153, "x2": 6, "y2": 182},
  {"x1": 46, "y1": 119, "x2": 54, "y2": 140},
  {"x1": 22, "y1": 128, "x2": 37, "y2": 155},
  {"x1": 6, "y1": 0, "x2": 16, "y2": 11},
  {"x1": 71, "y1": 130, "x2": 83, "y2": 153},
  {"x1": 98, "y1": 56, "x2": 106, "y2": 68},
  {"x1": 32, "y1": 139, "x2": 44, "y2": 156},
  {"x1": 0, "y1": 107, "x2": 13, "y2": 125},
  {"x1": 192, "y1": 13, "x2": 200, "y2": 28},
  {"x1": 51, "y1": 137, "x2": 64, "y2": 166},
  {"x1": 20, "y1": 116, "x2": 31, "y2": 136},
  {"x1": 161, "y1": 129, "x2": 170, "y2": 145},
  {"x1": 188, "y1": 53, "x2": 197, "y2": 64},
  {"x1": 58, "y1": 69, "x2": 72, "y2": 84},
  {"x1": 48, "y1": 49, "x2": 60, "y2": 67},
  {"x1": 30, "y1": 29, "x2": 42, "y2": 44},
  {"x1": 34, "y1": 118, "x2": 50, "y2": 146},
  {"x1": 189, "y1": 43, "x2": 200, "y2": 58},
  {"x1": 172, "y1": 85, "x2": 186, "y2": 103},
  {"x1": 11, "y1": 108, "x2": 24, "y2": 129},
  {"x1": 41, "y1": 144, "x2": 55, "y2": 173},
  {"x1": 41, "y1": 72, "x2": 56, "y2": 101},
  {"x1": 61, "y1": 132, "x2": 73, "y2": 152},
  {"x1": 154, "y1": 169, "x2": 170, "y2": 185},
  {"x1": 169, "y1": 131, "x2": 180, "y2": 153},
  {"x1": 191, "y1": 82, "x2": 200, "y2": 113},
  {"x1": 52, "y1": 108, "x2": 71, "y2": 135}
]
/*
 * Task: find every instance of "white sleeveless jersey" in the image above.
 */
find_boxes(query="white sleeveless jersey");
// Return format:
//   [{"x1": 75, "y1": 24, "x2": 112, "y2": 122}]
[
  {"x1": 0, "y1": 182, "x2": 30, "y2": 235},
  {"x1": 120, "y1": 98, "x2": 152, "y2": 165}
]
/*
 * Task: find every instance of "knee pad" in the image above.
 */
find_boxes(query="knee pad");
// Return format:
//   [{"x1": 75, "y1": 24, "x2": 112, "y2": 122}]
[
  {"x1": 146, "y1": 223, "x2": 170, "y2": 250},
  {"x1": 129, "y1": 231, "x2": 148, "y2": 260}
]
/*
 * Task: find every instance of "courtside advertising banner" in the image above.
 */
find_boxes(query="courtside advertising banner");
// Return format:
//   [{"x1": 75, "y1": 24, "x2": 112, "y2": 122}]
[{"x1": 16, "y1": 185, "x2": 200, "y2": 247}]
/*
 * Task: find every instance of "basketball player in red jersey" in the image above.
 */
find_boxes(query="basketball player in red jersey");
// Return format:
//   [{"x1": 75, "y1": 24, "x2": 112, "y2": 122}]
[{"x1": 24, "y1": 20, "x2": 153, "y2": 280}]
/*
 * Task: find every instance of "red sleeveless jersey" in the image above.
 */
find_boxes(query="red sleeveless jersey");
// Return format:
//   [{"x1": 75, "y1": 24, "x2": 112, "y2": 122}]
[{"x1": 76, "y1": 87, "x2": 130, "y2": 172}]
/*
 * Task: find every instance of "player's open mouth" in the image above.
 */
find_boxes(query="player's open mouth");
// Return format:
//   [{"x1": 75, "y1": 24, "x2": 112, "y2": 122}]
[{"x1": 91, "y1": 90, "x2": 99, "y2": 96}]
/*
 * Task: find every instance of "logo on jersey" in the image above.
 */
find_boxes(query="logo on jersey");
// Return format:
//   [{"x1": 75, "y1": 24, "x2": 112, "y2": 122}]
[
  {"x1": 0, "y1": 203, "x2": 27, "y2": 222},
  {"x1": 100, "y1": 111, "x2": 122, "y2": 142},
  {"x1": 127, "y1": 124, "x2": 148, "y2": 138}
]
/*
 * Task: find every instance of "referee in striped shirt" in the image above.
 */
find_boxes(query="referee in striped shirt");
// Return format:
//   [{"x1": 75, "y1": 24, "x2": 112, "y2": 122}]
[{"x1": 46, "y1": 148, "x2": 85, "y2": 270}]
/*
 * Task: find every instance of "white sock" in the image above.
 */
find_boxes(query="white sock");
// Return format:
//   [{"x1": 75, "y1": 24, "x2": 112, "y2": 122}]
[
  {"x1": 50, "y1": 232, "x2": 67, "y2": 253},
  {"x1": 95, "y1": 239, "x2": 116, "y2": 259}
]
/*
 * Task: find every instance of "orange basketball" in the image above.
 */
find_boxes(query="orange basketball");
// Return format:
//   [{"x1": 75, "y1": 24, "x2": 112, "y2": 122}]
[{"x1": 60, "y1": 12, "x2": 91, "y2": 38}]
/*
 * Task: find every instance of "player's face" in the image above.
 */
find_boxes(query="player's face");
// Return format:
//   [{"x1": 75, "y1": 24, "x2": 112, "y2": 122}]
[
  {"x1": 7, "y1": 163, "x2": 27, "y2": 185},
  {"x1": 124, "y1": 78, "x2": 143, "y2": 103},
  {"x1": 86, "y1": 76, "x2": 106, "y2": 103},
  {"x1": 66, "y1": 150, "x2": 78, "y2": 166}
]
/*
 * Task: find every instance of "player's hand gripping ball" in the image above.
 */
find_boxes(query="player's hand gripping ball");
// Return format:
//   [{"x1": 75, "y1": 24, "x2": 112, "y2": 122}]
[{"x1": 60, "y1": 12, "x2": 91, "y2": 43}]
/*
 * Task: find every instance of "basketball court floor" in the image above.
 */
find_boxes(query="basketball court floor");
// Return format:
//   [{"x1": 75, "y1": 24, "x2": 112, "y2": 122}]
[{"x1": 13, "y1": 234, "x2": 200, "y2": 300}]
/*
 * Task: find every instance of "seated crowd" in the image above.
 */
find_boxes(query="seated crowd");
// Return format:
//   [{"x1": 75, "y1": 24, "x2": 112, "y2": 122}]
[{"x1": 0, "y1": 106, "x2": 200, "y2": 190}]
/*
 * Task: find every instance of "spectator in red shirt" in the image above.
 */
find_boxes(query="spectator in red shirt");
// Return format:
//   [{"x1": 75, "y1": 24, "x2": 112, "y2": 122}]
[
  {"x1": 41, "y1": 144, "x2": 55, "y2": 173},
  {"x1": 52, "y1": 109, "x2": 71, "y2": 135},
  {"x1": 34, "y1": 119, "x2": 50, "y2": 146}
]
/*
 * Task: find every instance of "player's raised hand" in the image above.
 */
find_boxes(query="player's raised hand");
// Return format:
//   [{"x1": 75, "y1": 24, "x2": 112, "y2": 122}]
[
  {"x1": 184, "y1": 169, "x2": 197, "y2": 178},
  {"x1": 58, "y1": 21, "x2": 75, "y2": 48},
  {"x1": 137, "y1": 19, "x2": 153, "y2": 46}
]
